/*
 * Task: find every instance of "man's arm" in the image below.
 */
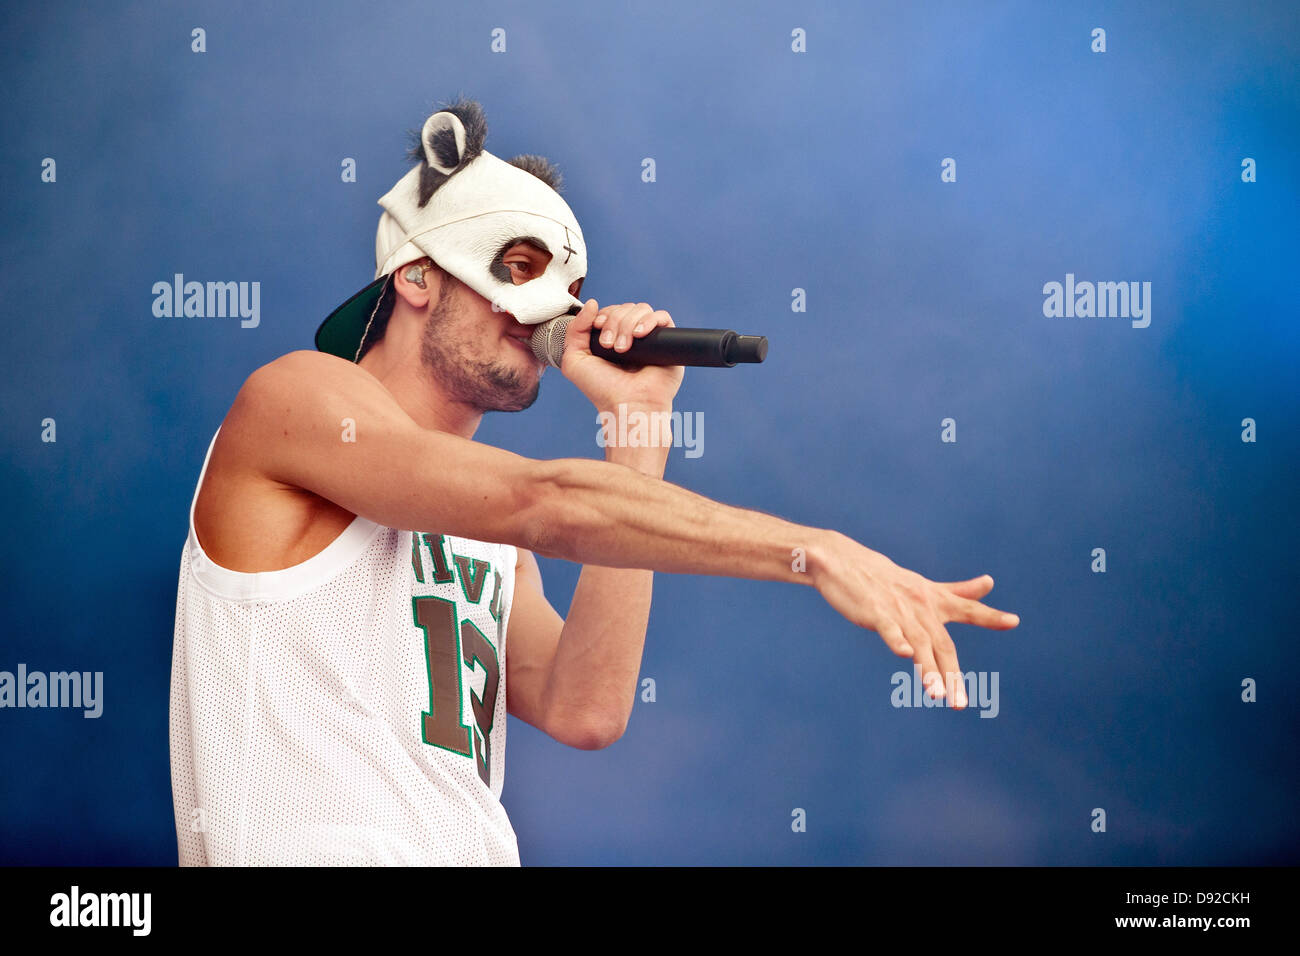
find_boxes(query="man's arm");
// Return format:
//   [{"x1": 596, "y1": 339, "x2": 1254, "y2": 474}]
[
  {"x1": 233, "y1": 349, "x2": 813, "y2": 583},
  {"x1": 233, "y1": 349, "x2": 1018, "y2": 704},
  {"x1": 504, "y1": 438, "x2": 669, "y2": 750}
]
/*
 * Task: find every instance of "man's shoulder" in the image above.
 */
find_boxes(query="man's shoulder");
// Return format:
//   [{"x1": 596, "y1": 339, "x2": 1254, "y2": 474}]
[
  {"x1": 238, "y1": 349, "x2": 360, "y2": 401},
  {"x1": 227, "y1": 349, "x2": 381, "y2": 426},
  {"x1": 217, "y1": 350, "x2": 364, "y2": 469},
  {"x1": 197, "y1": 350, "x2": 368, "y2": 570}
]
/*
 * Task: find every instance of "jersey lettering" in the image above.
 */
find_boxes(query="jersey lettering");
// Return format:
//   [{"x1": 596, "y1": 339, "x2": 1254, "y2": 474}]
[{"x1": 411, "y1": 534, "x2": 502, "y2": 787}]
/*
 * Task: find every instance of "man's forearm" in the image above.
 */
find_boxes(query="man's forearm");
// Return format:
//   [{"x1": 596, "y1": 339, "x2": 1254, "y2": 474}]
[
  {"x1": 540, "y1": 440, "x2": 668, "y2": 746},
  {"x1": 526, "y1": 453, "x2": 828, "y2": 588}
]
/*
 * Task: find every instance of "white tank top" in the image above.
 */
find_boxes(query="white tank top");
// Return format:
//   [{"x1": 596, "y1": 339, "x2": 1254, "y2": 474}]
[{"x1": 169, "y1": 428, "x2": 519, "y2": 865}]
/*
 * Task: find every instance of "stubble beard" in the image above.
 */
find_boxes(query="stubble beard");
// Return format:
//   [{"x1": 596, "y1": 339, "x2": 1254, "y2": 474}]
[{"x1": 419, "y1": 291, "x2": 542, "y2": 413}]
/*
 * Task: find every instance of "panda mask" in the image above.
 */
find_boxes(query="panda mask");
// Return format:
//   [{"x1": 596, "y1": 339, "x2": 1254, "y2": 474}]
[{"x1": 316, "y1": 99, "x2": 587, "y2": 362}]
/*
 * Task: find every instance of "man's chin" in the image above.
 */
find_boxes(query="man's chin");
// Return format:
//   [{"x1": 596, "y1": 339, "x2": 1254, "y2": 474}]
[
  {"x1": 491, "y1": 385, "x2": 540, "y2": 413},
  {"x1": 421, "y1": 339, "x2": 542, "y2": 413},
  {"x1": 483, "y1": 367, "x2": 542, "y2": 413}
]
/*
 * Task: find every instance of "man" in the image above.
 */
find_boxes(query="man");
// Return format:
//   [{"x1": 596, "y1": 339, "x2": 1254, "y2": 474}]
[{"x1": 169, "y1": 98, "x2": 1019, "y2": 866}]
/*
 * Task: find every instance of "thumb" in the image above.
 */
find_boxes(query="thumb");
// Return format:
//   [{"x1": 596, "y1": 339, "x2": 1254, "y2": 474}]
[{"x1": 565, "y1": 298, "x2": 600, "y2": 356}]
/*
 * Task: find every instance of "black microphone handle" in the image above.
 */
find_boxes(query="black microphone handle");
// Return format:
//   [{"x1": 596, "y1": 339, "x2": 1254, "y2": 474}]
[{"x1": 587, "y1": 327, "x2": 766, "y2": 367}]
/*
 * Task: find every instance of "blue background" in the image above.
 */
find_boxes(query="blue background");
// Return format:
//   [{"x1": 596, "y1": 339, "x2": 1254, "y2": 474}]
[{"x1": 1, "y1": 0, "x2": 1296, "y2": 865}]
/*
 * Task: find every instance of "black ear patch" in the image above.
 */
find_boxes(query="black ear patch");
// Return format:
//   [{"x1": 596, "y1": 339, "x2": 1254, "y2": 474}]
[
  {"x1": 506, "y1": 154, "x2": 564, "y2": 193},
  {"x1": 405, "y1": 96, "x2": 488, "y2": 207}
]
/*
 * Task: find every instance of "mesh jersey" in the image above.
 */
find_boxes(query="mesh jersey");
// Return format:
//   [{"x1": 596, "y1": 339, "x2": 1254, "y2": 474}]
[{"x1": 169, "y1": 428, "x2": 520, "y2": 865}]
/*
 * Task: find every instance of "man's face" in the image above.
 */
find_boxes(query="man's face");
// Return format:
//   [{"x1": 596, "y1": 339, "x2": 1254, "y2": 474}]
[{"x1": 419, "y1": 241, "x2": 583, "y2": 413}]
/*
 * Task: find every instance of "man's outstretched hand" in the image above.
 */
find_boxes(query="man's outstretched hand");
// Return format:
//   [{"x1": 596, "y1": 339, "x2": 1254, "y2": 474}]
[
  {"x1": 552, "y1": 298, "x2": 1016, "y2": 708},
  {"x1": 810, "y1": 532, "x2": 1019, "y2": 708}
]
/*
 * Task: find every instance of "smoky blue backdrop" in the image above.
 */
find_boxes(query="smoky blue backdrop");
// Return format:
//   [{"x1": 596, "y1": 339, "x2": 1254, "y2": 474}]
[{"x1": 1, "y1": 0, "x2": 1296, "y2": 865}]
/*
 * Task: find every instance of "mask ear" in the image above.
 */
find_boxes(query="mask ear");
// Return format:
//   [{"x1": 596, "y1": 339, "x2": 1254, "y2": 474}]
[
  {"x1": 410, "y1": 98, "x2": 488, "y2": 207},
  {"x1": 506, "y1": 153, "x2": 564, "y2": 193},
  {"x1": 421, "y1": 111, "x2": 466, "y2": 174}
]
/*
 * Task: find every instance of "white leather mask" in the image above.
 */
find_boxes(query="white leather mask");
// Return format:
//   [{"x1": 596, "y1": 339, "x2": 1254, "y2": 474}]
[{"x1": 374, "y1": 110, "x2": 586, "y2": 325}]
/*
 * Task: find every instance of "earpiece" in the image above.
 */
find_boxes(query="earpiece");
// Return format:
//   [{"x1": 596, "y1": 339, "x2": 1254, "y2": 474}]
[{"x1": 404, "y1": 261, "x2": 430, "y2": 288}]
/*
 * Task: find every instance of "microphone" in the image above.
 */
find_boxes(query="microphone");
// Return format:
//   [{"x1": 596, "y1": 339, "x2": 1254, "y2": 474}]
[{"x1": 529, "y1": 314, "x2": 768, "y2": 369}]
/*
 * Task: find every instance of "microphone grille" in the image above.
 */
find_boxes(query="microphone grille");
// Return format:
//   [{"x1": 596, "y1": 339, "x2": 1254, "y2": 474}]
[{"x1": 530, "y1": 315, "x2": 570, "y2": 368}]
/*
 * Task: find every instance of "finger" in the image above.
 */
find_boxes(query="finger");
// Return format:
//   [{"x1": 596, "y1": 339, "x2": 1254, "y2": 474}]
[
  {"x1": 918, "y1": 607, "x2": 966, "y2": 708},
  {"x1": 935, "y1": 574, "x2": 994, "y2": 600},
  {"x1": 875, "y1": 614, "x2": 914, "y2": 658},
  {"x1": 594, "y1": 304, "x2": 635, "y2": 349},
  {"x1": 631, "y1": 309, "x2": 674, "y2": 337},
  {"x1": 943, "y1": 594, "x2": 1020, "y2": 630},
  {"x1": 898, "y1": 603, "x2": 944, "y2": 700},
  {"x1": 610, "y1": 305, "x2": 655, "y2": 352}
]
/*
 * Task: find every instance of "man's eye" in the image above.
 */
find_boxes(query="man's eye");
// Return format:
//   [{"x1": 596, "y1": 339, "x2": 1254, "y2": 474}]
[{"x1": 507, "y1": 260, "x2": 534, "y2": 277}]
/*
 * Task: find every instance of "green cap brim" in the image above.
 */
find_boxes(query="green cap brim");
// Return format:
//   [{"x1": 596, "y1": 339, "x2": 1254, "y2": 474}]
[{"x1": 315, "y1": 275, "x2": 390, "y2": 360}]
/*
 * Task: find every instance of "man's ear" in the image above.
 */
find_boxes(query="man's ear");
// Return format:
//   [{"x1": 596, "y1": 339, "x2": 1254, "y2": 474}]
[{"x1": 393, "y1": 259, "x2": 435, "y2": 309}]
